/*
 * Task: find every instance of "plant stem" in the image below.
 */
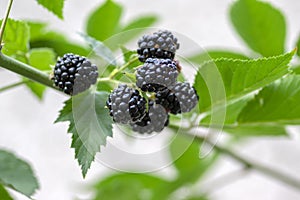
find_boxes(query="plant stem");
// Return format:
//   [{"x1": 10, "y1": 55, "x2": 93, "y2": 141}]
[
  {"x1": 0, "y1": 0, "x2": 14, "y2": 49},
  {"x1": 0, "y1": 80, "x2": 29, "y2": 93},
  {"x1": 196, "y1": 136, "x2": 300, "y2": 191},
  {"x1": 109, "y1": 56, "x2": 139, "y2": 79},
  {"x1": 0, "y1": 53, "x2": 56, "y2": 89}
]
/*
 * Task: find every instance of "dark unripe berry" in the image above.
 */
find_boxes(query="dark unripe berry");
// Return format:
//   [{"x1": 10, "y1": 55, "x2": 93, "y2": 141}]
[
  {"x1": 136, "y1": 58, "x2": 178, "y2": 92},
  {"x1": 53, "y1": 53, "x2": 98, "y2": 95},
  {"x1": 107, "y1": 84, "x2": 147, "y2": 124}
]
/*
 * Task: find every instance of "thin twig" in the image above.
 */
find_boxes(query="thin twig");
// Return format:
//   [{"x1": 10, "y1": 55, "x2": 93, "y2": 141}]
[
  {"x1": 0, "y1": 80, "x2": 29, "y2": 93},
  {"x1": 195, "y1": 136, "x2": 300, "y2": 191},
  {"x1": 0, "y1": 0, "x2": 14, "y2": 50}
]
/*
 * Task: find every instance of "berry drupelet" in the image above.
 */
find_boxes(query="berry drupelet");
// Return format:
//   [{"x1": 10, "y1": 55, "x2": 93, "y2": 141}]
[
  {"x1": 130, "y1": 101, "x2": 169, "y2": 134},
  {"x1": 137, "y1": 30, "x2": 180, "y2": 62},
  {"x1": 106, "y1": 84, "x2": 147, "y2": 124},
  {"x1": 53, "y1": 53, "x2": 98, "y2": 95},
  {"x1": 136, "y1": 58, "x2": 178, "y2": 92},
  {"x1": 156, "y1": 82, "x2": 199, "y2": 114}
]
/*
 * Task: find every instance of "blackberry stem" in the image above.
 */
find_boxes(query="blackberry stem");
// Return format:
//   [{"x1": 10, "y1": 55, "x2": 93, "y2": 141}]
[
  {"x1": 0, "y1": 0, "x2": 14, "y2": 50},
  {"x1": 0, "y1": 53, "x2": 56, "y2": 89},
  {"x1": 0, "y1": 79, "x2": 29, "y2": 93},
  {"x1": 109, "y1": 56, "x2": 139, "y2": 79}
]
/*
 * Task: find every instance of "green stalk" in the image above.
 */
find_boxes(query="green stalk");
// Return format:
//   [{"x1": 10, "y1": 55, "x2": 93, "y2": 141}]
[
  {"x1": 0, "y1": 53, "x2": 56, "y2": 89},
  {"x1": 0, "y1": 0, "x2": 14, "y2": 49},
  {"x1": 198, "y1": 136, "x2": 300, "y2": 191},
  {"x1": 0, "y1": 80, "x2": 29, "y2": 93}
]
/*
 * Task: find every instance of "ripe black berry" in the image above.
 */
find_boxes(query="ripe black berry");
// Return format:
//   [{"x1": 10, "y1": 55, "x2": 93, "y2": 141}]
[
  {"x1": 106, "y1": 84, "x2": 147, "y2": 124},
  {"x1": 53, "y1": 53, "x2": 98, "y2": 95},
  {"x1": 156, "y1": 82, "x2": 199, "y2": 114},
  {"x1": 131, "y1": 101, "x2": 169, "y2": 134},
  {"x1": 137, "y1": 30, "x2": 180, "y2": 62},
  {"x1": 136, "y1": 58, "x2": 178, "y2": 92}
]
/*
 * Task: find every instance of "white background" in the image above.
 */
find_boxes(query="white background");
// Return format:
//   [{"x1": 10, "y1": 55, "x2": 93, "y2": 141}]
[{"x1": 1, "y1": 0, "x2": 300, "y2": 199}]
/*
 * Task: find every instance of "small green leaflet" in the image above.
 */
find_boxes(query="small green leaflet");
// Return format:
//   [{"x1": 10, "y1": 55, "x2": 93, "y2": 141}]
[
  {"x1": 25, "y1": 48, "x2": 56, "y2": 100},
  {"x1": 94, "y1": 173, "x2": 169, "y2": 200},
  {"x1": 0, "y1": 150, "x2": 39, "y2": 197},
  {"x1": 188, "y1": 50, "x2": 249, "y2": 64},
  {"x1": 194, "y1": 50, "x2": 295, "y2": 112},
  {"x1": 0, "y1": 19, "x2": 29, "y2": 56},
  {"x1": 0, "y1": 185, "x2": 13, "y2": 200},
  {"x1": 36, "y1": 0, "x2": 65, "y2": 19},
  {"x1": 230, "y1": 0, "x2": 286, "y2": 56},
  {"x1": 86, "y1": 0, "x2": 123, "y2": 42},
  {"x1": 238, "y1": 75, "x2": 300, "y2": 125},
  {"x1": 55, "y1": 91, "x2": 113, "y2": 178},
  {"x1": 27, "y1": 21, "x2": 89, "y2": 56}
]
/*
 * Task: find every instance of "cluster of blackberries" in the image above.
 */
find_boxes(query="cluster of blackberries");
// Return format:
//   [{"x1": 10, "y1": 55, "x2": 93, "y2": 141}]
[
  {"x1": 107, "y1": 30, "x2": 199, "y2": 134},
  {"x1": 52, "y1": 53, "x2": 98, "y2": 95}
]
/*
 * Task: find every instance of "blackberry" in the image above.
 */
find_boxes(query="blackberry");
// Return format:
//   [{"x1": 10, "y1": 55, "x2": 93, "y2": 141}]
[
  {"x1": 53, "y1": 53, "x2": 98, "y2": 95},
  {"x1": 131, "y1": 101, "x2": 169, "y2": 134},
  {"x1": 106, "y1": 84, "x2": 147, "y2": 124},
  {"x1": 137, "y1": 30, "x2": 180, "y2": 62},
  {"x1": 156, "y1": 82, "x2": 199, "y2": 114},
  {"x1": 136, "y1": 58, "x2": 178, "y2": 92}
]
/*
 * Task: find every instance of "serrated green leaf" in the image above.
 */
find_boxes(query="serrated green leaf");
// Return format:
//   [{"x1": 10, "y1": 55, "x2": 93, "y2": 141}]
[
  {"x1": 230, "y1": 0, "x2": 286, "y2": 56},
  {"x1": 170, "y1": 135, "x2": 217, "y2": 184},
  {"x1": 0, "y1": 185, "x2": 13, "y2": 200},
  {"x1": 24, "y1": 48, "x2": 56, "y2": 100},
  {"x1": 79, "y1": 33, "x2": 116, "y2": 66},
  {"x1": 55, "y1": 91, "x2": 113, "y2": 177},
  {"x1": 36, "y1": 0, "x2": 65, "y2": 19},
  {"x1": 27, "y1": 22, "x2": 89, "y2": 56},
  {"x1": 188, "y1": 50, "x2": 249, "y2": 64},
  {"x1": 0, "y1": 150, "x2": 39, "y2": 197},
  {"x1": 238, "y1": 75, "x2": 300, "y2": 125},
  {"x1": 94, "y1": 173, "x2": 169, "y2": 200},
  {"x1": 194, "y1": 51, "x2": 295, "y2": 112},
  {"x1": 0, "y1": 19, "x2": 29, "y2": 56},
  {"x1": 86, "y1": 0, "x2": 123, "y2": 42},
  {"x1": 201, "y1": 96, "x2": 251, "y2": 125}
]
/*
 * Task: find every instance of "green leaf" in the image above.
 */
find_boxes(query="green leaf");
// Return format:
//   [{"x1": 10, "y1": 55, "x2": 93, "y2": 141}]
[
  {"x1": 0, "y1": 185, "x2": 13, "y2": 200},
  {"x1": 296, "y1": 36, "x2": 300, "y2": 57},
  {"x1": 185, "y1": 196, "x2": 209, "y2": 200},
  {"x1": 170, "y1": 134, "x2": 217, "y2": 184},
  {"x1": 86, "y1": 0, "x2": 123, "y2": 42},
  {"x1": 94, "y1": 173, "x2": 169, "y2": 200},
  {"x1": 238, "y1": 75, "x2": 300, "y2": 125},
  {"x1": 230, "y1": 0, "x2": 286, "y2": 56},
  {"x1": 28, "y1": 48, "x2": 56, "y2": 70},
  {"x1": 194, "y1": 51, "x2": 295, "y2": 112},
  {"x1": 79, "y1": 33, "x2": 116, "y2": 65},
  {"x1": 0, "y1": 150, "x2": 39, "y2": 197},
  {"x1": 24, "y1": 48, "x2": 56, "y2": 100},
  {"x1": 188, "y1": 50, "x2": 249, "y2": 64},
  {"x1": 0, "y1": 19, "x2": 29, "y2": 56},
  {"x1": 120, "y1": 16, "x2": 158, "y2": 43},
  {"x1": 27, "y1": 22, "x2": 89, "y2": 56},
  {"x1": 201, "y1": 96, "x2": 251, "y2": 125},
  {"x1": 36, "y1": 0, "x2": 65, "y2": 19},
  {"x1": 122, "y1": 16, "x2": 158, "y2": 32},
  {"x1": 55, "y1": 91, "x2": 113, "y2": 177}
]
